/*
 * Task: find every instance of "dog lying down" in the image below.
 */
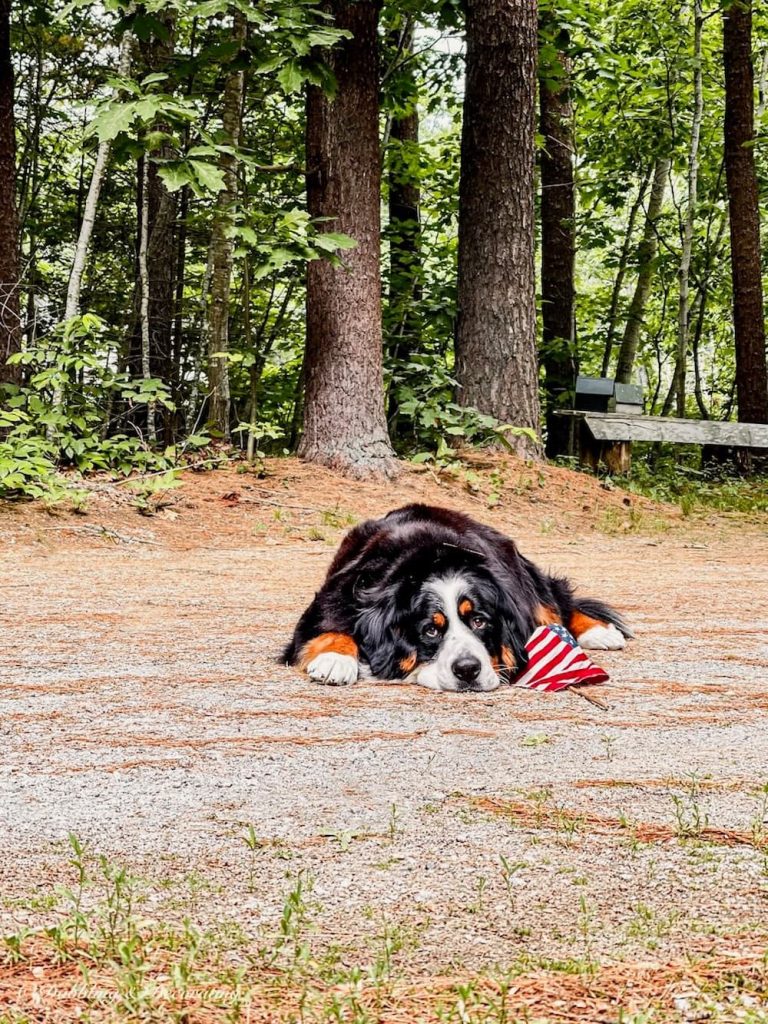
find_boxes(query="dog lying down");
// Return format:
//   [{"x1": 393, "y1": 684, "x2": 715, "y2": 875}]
[{"x1": 283, "y1": 504, "x2": 632, "y2": 692}]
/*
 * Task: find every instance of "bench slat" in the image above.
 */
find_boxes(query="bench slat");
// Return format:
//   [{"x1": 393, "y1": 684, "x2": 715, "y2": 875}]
[{"x1": 579, "y1": 413, "x2": 768, "y2": 447}]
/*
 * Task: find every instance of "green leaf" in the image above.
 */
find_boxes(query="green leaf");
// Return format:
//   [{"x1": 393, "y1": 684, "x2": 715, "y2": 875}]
[
  {"x1": 156, "y1": 163, "x2": 192, "y2": 193},
  {"x1": 88, "y1": 103, "x2": 135, "y2": 142},
  {"x1": 277, "y1": 61, "x2": 304, "y2": 95},
  {"x1": 188, "y1": 160, "x2": 226, "y2": 193},
  {"x1": 313, "y1": 231, "x2": 358, "y2": 253}
]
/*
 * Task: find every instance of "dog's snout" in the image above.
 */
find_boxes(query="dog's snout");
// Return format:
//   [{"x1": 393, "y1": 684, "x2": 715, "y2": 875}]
[{"x1": 452, "y1": 655, "x2": 482, "y2": 687}]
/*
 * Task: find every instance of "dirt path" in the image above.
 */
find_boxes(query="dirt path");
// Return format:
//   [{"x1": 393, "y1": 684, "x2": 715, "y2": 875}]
[{"x1": 1, "y1": 459, "x2": 767, "y2": 1016}]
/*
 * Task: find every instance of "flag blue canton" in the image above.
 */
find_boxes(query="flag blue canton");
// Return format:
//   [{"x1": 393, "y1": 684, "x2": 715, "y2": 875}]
[{"x1": 549, "y1": 624, "x2": 578, "y2": 646}]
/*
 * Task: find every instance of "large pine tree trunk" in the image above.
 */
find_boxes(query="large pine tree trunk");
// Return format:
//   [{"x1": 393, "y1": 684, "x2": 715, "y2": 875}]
[
  {"x1": 0, "y1": 0, "x2": 21, "y2": 386},
  {"x1": 455, "y1": 0, "x2": 540, "y2": 457},
  {"x1": 724, "y1": 0, "x2": 768, "y2": 424},
  {"x1": 539, "y1": 23, "x2": 575, "y2": 458},
  {"x1": 614, "y1": 155, "x2": 670, "y2": 384},
  {"x1": 386, "y1": 20, "x2": 421, "y2": 437},
  {"x1": 299, "y1": 0, "x2": 396, "y2": 477},
  {"x1": 206, "y1": 12, "x2": 247, "y2": 439}
]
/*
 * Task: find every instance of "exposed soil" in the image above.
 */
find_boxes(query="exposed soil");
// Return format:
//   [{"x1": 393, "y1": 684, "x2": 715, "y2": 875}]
[{"x1": 1, "y1": 455, "x2": 767, "y2": 1020}]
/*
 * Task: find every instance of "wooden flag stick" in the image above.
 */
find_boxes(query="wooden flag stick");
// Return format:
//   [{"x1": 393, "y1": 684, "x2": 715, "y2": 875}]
[{"x1": 570, "y1": 686, "x2": 612, "y2": 711}]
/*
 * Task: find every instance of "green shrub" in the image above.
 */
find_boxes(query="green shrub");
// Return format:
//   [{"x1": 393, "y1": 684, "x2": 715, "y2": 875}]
[{"x1": 0, "y1": 315, "x2": 201, "y2": 500}]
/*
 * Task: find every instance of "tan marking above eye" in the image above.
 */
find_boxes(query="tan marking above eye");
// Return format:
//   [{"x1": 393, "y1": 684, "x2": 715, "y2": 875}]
[
  {"x1": 458, "y1": 599, "x2": 473, "y2": 616},
  {"x1": 432, "y1": 611, "x2": 446, "y2": 628}
]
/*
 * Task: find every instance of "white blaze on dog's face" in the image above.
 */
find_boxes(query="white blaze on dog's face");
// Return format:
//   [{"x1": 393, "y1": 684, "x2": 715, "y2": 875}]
[{"x1": 412, "y1": 573, "x2": 500, "y2": 692}]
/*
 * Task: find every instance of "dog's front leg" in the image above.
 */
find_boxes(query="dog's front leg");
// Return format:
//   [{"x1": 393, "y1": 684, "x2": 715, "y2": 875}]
[{"x1": 299, "y1": 633, "x2": 359, "y2": 685}]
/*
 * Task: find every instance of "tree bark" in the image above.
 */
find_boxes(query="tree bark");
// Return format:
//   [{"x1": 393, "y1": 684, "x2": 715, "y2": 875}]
[
  {"x1": 455, "y1": 0, "x2": 541, "y2": 457},
  {"x1": 127, "y1": 11, "x2": 177, "y2": 436},
  {"x1": 386, "y1": 20, "x2": 421, "y2": 437},
  {"x1": 65, "y1": 30, "x2": 134, "y2": 321},
  {"x1": 138, "y1": 157, "x2": 156, "y2": 443},
  {"x1": 206, "y1": 11, "x2": 247, "y2": 439},
  {"x1": 539, "y1": 21, "x2": 575, "y2": 458},
  {"x1": 667, "y1": 0, "x2": 703, "y2": 417},
  {"x1": 299, "y1": 0, "x2": 396, "y2": 477},
  {"x1": 723, "y1": 0, "x2": 768, "y2": 424},
  {"x1": 0, "y1": 0, "x2": 21, "y2": 386},
  {"x1": 601, "y1": 167, "x2": 650, "y2": 377},
  {"x1": 614, "y1": 155, "x2": 670, "y2": 384}
]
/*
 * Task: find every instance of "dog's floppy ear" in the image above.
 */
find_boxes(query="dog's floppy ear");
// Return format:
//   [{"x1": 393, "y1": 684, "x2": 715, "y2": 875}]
[
  {"x1": 497, "y1": 591, "x2": 531, "y2": 674},
  {"x1": 355, "y1": 591, "x2": 410, "y2": 679},
  {"x1": 483, "y1": 558, "x2": 535, "y2": 675}
]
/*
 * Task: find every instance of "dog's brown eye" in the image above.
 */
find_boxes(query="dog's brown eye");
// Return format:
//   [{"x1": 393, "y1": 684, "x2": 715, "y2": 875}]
[
  {"x1": 470, "y1": 616, "x2": 487, "y2": 631},
  {"x1": 423, "y1": 624, "x2": 439, "y2": 639}
]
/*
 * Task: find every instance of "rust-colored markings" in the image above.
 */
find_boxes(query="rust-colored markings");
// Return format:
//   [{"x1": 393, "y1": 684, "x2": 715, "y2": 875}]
[{"x1": 299, "y1": 632, "x2": 358, "y2": 667}]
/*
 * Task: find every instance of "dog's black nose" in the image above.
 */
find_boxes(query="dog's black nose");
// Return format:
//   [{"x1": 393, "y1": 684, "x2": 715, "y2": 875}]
[{"x1": 452, "y1": 655, "x2": 482, "y2": 687}]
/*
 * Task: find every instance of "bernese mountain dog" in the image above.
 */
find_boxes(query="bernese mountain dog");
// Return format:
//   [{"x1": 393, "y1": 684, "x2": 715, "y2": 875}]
[{"x1": 283, "y1": 504, "x2": 632, "y2": 692}]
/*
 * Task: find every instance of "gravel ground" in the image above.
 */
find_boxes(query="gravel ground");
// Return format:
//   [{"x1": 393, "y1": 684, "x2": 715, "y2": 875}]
[{"x1": 2, "y1": 465, "x2": 768, "y2": 978}]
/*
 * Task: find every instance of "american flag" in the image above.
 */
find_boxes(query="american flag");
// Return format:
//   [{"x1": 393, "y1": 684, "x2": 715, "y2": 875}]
[{"x1": 511, "y1": 624, "x2": 609, "y2": 692}]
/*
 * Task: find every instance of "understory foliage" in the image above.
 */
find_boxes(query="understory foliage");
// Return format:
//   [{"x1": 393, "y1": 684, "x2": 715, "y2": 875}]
[{"x1": 3, "y1": 0, "x2": 768, "y2": 497}]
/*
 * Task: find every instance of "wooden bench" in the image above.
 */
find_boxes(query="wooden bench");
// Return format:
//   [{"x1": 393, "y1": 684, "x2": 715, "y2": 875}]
[{"x1": 558, "y1": 411, "x2": 768, "y2": 474}]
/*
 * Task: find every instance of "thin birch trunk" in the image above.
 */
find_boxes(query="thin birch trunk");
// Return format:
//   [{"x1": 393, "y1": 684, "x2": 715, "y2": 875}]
[
  {"x1": 601, "y1": 167, "x2": 650, "y2": 377},
  {"x1": 187, "y1": 246, "x2": 214, "y2": 434},
  {"x1": 667, "y1": 0, "x2": 703, "y2": 417},
  {"x1": 206, "y1": 11, "x2": 246, "y2": 439},
  {"x1": 0, "y1": 0, "x2": 22, "y2": 386},
  {"x1": 244, "y1": 259, "x2": 257, "y2": 462},
  {"x1": 139, "y1": 157, "x2": 156, "y2": 443},
  {"x1": 692, "y1": 207, "x2": 727, "y2": 419},
  {"x1": 614, "y1": 155, "x2": 670, "y2": 384},
  {"x1": 65, "y1": 29, "x2": 134, "y2": 321},
  {"x1": 756, "y1": 44, "x2": 768, "y2": 119}
]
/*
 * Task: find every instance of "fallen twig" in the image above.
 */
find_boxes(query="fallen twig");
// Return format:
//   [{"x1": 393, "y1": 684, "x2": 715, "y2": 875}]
[{"x1": 40, "y1": 524, "x2": 160, "y2": 546}]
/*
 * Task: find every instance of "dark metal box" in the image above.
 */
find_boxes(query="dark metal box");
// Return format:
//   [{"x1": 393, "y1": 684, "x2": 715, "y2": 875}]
[{"x1": 574, "y1": 376, "x2": 615, "y2": 413}]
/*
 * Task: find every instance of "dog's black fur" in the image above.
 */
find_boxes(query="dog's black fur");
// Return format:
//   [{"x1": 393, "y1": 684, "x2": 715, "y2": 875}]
[{"x1": 283, "y1": 504, "x2": 631, "y2": 681}]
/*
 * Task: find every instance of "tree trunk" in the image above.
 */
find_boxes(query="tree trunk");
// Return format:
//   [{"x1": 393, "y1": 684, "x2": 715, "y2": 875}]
[
  {"x1": 693, "y1": 199, "x2": 727, "y2": 419},
  {"x1": 614, "y1": 155, "x2": 670, "y2": 384},
  {"x1": 206, "y1": 11, "x2": 246, "y2": 439},
  {"x1": 65, "y1": 30, "x2": 134, "y2": 321},
  {"x1": 539, "y1": 20, "x2": 575, "y2": 458},
  {"x1": 455, "y1": 0, "x2": 540, "y2": 458},
  {"x1": 299, "y1": 0, "x2": 396, "y2": 477},
  {"x1": 386, "y1": 20, "x2": 421, "y2": 437},
  {"x1": 138, "y1": 158, "x2": 156, "y2": 443},
  {"x1": 724, "y1": 0, "x2": 768, "y2": 424},
  {"x1": 127, "y1": 11, "x2": 177, "y2": 436},
  {"x1": 601, "y1": 167, "x2": 650, "y2": 376},
  {"x1": 0, "y1": 0, "x2": 21, "y2": 386},
  {"x1": 668, "y1": 0, "x2": 703, "y2": 417}
]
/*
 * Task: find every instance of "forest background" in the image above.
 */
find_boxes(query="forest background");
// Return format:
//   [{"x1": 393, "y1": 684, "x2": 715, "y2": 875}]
[{"x1": 1, "y1": 0, "x2": 767, "y2": 502}]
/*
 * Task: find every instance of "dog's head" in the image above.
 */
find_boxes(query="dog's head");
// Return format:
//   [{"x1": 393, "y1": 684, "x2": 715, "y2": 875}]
[{"x1": 349, "y1": 529, "x2": 534, "y2": 691}]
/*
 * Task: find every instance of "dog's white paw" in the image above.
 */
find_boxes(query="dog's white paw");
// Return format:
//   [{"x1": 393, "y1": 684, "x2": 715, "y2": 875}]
[
  {"x1": 578, "y1": 623, "x2": 626, "y2": 651},
  {"x1": 307, "y1": 652, "x2": 359, "y2": 686}
]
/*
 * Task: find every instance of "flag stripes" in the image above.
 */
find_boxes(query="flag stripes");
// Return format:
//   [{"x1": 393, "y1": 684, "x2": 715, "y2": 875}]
[{"x1": 511, "y1": 624, "x2": 609, "y2": 692}]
